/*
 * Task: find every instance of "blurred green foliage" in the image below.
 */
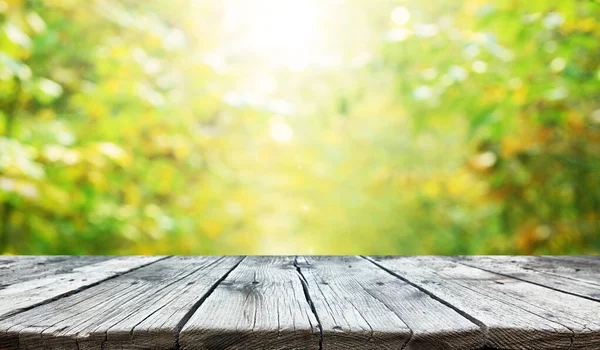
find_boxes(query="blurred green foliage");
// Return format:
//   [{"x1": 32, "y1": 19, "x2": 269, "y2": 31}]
[{"x1": 0, "y1": 0, "x2": 599, "y2": 255}]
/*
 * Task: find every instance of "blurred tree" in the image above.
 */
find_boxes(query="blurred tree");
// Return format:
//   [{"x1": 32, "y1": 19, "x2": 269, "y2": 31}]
[
  {"x1": 376, "y1": 0, "x2": 600, "y2": 253},
  {"x1": 0, "y1": 0, "x2": 243, "y2": 254}
]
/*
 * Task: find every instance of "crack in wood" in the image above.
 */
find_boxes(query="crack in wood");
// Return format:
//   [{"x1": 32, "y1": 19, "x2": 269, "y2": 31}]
[{"x1": 293, "y1": 257, "x2": 323, "y2": 350}]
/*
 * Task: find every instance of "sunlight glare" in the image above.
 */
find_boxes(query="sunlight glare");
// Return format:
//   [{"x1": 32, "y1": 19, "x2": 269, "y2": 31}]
[
  {"x1": 270, "y1": 121, "x2": 294, "y2": 143},
  {"x1": 391, "y1": 7, "x2": 411, "y2": 26},
  {"x1": 224, "y1": 0, "x2": 322, "y2": 70}
]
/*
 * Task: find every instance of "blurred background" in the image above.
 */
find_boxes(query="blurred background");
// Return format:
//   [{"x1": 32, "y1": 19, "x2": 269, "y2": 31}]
[{"x1": 0, "y1": 0, "x2": 599, "y2": 255}]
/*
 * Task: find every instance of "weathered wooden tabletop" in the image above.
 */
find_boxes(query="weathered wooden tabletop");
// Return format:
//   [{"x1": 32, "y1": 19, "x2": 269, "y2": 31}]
[{"x1": 0, "y1": 256, "x2": 599, "y2": 350}]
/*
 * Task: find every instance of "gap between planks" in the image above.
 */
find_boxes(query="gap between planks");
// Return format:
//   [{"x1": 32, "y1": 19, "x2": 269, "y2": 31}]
[
  {"x1": 361, "y1": 256, "x2": 489, "y2": 347},
  {"x1": 173, "y1": 256, "x2": 246, "y2": 349},
  {"x1": 367, "y1": 256, "x2": 600, "y2": 350},
  {"x1": 452, "y1": 256, "x2": 600, "y2": 304},
  {"x1": 0, "y1": 256, "x2": 171, "y2": 321}
]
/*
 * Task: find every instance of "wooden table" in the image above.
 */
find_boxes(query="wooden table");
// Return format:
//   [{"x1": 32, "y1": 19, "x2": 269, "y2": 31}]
[{"x1": 0, "y1": 256, "x2": 599, "y2": 350}]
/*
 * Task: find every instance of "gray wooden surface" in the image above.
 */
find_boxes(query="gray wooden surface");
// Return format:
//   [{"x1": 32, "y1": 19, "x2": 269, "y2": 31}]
[{"x1": 0, "y1": 256, "x2": 599, "y2": 349}]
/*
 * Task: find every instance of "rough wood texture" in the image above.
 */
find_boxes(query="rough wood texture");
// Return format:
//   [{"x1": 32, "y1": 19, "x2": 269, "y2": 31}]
[
  {"x1": 0, "y1": 256, "x2": 241, "y2": 350},
  {"x1": 455, "y1": 256, "x2": 600, "y2": 302},
  {"x1": 370, "y1": 256, "x2": 600, "y2": 350},
  {"x1": 0, "y1": 255, "x2": 599, "y2": 350},
  {"x1": 179, "y1": 256, "x2": 321, "y2": 350},
  {"x1": 0, "y1": 256, "x2": 164, "y2": 319},
  {"x1": 0, "y1": 256, "x2": 107, "y2": 287},
  {"x1": 297, "y1": 256, "x2": 483, "y2": 350}
]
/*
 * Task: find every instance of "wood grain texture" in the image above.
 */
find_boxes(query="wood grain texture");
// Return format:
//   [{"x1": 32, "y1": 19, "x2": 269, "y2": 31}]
[
  {"x1": 369, "y1": 256, "x2": 600, "y2": 350},
  {"x1": 0, "y1": 255, "x2": 164, "y2": 319},
  {"x1": 0, "y1": 256, "x2": 108, "y2": 287},
  {"x1": 1, "y1": 255, "x2": 600, "y2": 350},
  {"x1": 546, "y1": 256, "x2": 600, "y2": 263},
  {"x1": 540, "y1": 256, "x2": 600, "y2": 284},
  {"x1": 179, "y1": 256, "x2": 320, "y2": 350},
  {"x1": 297, "y1": 256, "x2": 484, "y2": 350},
  {"x1": 0, "y1": 256, "x2": 241, "y2": 350},
  {"x1": 455, "y1": 256, "x2": 600, "y2": 302}
]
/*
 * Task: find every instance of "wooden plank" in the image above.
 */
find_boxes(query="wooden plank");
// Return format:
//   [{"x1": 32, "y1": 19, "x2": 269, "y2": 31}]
[
  {"x1": 499, "y1": 256, "x2": 600, "y2": 287},
  {"x1": 0, "y1": 256, "x2": 108, "y2": 287},
  {"x1": 455, "y1": 256, "x2": 600, "y2": 301},
  {"x1": 0, "y1": 256, "x2": 164, "y2": 319},
  {"x1": 547, "y1": 256, "x2": 600, "y2": 263},
  {"x1": 179, "y1": 256, "x2": 320, "y2": 350},
  {"x1": 369, "y1": 256, "x2": 600, "y2": 350},
  {"x1": 297, "y1": 256, "x2": 484, "y2": 350},
  {"x1": 539, "y1": 256, "x2": 600, "y2": 285},
  {"x1": 0, "y1": 256, "x2": 241, "y2": 350}
]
